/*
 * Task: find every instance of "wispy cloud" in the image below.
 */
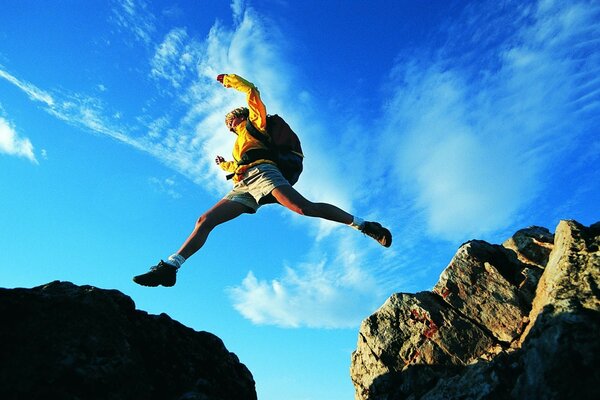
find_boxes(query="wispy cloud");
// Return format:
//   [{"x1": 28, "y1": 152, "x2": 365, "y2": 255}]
[
  {"x1": 0, "y1": 2, "x2": 292, "y2": 190},
  {"x1": 150, "y1": 28, "x2": 199, "y2": 89},
  {"x1": 0, "y1": 68, "x2": 54, "y2": 107},
  {"x1": 110, "y1": 0, "x2": 156, "y2": 45},
  {"x1": 231, "y1": 0, "x2": 247, "y2": 24},
  {"x1": 0, "y1": 64, "x2": 200, "y2": 182},
  {"x1": 378, "y1": 0, "x2": 600, "y2": 240},
  {"x1": 0, "y1": 116, "x2": 38, "y2": 164},
  {"x1": 148, "y1": 176, "x2": 182, "y2": 199},
  {"x1": 229, "y1": 236, "x2": 386, "y2": 328}
]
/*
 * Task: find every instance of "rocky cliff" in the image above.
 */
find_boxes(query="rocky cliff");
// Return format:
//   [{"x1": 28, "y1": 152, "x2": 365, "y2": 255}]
[
  {"x1": 0, "y1": 281, "x2": 256, "y2": 400},
  {"x1": 351, "y1": 220, "x2": 600, "y2": 400}
]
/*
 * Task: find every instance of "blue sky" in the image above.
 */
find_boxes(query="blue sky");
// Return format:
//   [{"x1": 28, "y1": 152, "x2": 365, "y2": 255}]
[{"x1": 1, "y1": 0, "x2": 599, "y2": 399}]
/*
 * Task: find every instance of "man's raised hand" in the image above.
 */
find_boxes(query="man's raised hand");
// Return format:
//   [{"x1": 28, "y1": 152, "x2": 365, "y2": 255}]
[{"x1": 215, "y1": 155, "x2": 225, "y2": 165}]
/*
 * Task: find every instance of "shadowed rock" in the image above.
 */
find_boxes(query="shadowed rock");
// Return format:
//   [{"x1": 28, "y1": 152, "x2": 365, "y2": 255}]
[{"x1": 0, "y1": 281, "x2": 256, "y2": 400}]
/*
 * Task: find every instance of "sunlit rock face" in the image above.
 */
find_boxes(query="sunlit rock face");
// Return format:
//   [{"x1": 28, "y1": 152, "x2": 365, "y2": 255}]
[
  {"x1": 351, "y1": 220, "x2": 599, "y2": 400},
  {"x1": 0, "y1": 281, "x2": 257, "y2": 400}
]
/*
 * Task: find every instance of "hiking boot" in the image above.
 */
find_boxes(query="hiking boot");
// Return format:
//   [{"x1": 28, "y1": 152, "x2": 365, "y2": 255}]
[
  {"x1": 133, "y1": 261, "x2": 177, "y2": 287},
  {"x1": 361, "y1": 221, "x2": 392, "y2": 247}
]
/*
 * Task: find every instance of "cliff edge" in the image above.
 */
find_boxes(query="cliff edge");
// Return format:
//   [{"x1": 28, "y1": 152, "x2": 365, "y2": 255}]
[{"x1": 0, "y1": 281, "x2": 257, "y2": 400}]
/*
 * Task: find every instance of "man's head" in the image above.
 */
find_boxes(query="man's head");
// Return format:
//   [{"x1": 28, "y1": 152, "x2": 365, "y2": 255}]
[{"x1": 225, "y1": 107, "x2": 249, "y2": 132}]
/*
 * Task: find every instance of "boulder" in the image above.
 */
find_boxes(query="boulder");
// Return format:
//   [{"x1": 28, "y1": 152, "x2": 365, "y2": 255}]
[
  {"x1": 350, "y1": 291, "x2": 497, "y2": 400},
  {"x1": 433, "y1": 240, "x2": 542, "y2": 343},
  {"x1": 512, "y1": 220, "x2": 600, "y2": 398}
]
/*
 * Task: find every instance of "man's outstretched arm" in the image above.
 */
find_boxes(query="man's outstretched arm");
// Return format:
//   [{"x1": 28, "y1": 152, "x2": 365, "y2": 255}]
[{"x1": 216, "y1": 73, "x2": 267, "y2": 132}]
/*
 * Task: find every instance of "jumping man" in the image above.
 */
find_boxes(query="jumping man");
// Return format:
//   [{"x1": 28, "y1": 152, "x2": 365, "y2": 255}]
[{"x1": 133, "y1": 74, "x2": 392, "y2": 287}]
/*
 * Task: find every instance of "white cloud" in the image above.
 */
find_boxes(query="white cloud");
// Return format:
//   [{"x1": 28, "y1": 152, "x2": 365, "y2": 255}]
[
  {"x1": 150, "y1": 28, "x2": 199, "y2": 89},
  {"x1": 111, "y1": 0, "x2": 156, "y2": 45},
  {"x1": 0, "y1": 117, "x2": 38, "y2": 164},
  {"x1": 229, "y1": 244, "x2": 385, "y2": 328},
  {"x1": 0, "y1": 66, "x2": 167, "y2": 165},
  {"x1": 380, "y1": 0, "x2": 600, "y2": 240},
  {"x1": 230, "y1": 0, "x2": 247, "y2": 24},
  {"x1": 148, "y1": 176, "x2": 182, "y2": 199},
  {"x1": 0, "y1": 68, "x2": 54, "y2": 106}
]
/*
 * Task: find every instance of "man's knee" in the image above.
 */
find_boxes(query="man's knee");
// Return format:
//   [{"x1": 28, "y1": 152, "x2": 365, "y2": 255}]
[{"x1": 195, "y1": 213, "x2": 214, "y2": 230}]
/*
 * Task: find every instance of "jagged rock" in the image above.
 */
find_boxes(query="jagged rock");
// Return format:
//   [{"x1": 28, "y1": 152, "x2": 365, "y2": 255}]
[
  {"x1": 524, "y1": 220, "x2": 600, "y2": 333},
  {"x1": 0, "y1": 281, "x2": 256, "y2": 400},
  {"x1": 351, "y1": 220, "x2": 600, "y2": 400},
  {"x1": 350, "y1": 292, "x2": 497, "y2": 400},
  {"x1": 433, "y1": 240, "x2": 541, "y2": 343},
  {"x1": 502, "y1": 226, "x2": 554, "y2": 267},
  {"x1": 512, "y1": 220, "x2": 600, "y2": 398}
]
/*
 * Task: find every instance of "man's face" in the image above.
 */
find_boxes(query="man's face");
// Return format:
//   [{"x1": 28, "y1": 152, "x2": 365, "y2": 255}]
[{"x1": 227, "y1": 115, "x2": 245, "y2": 132}]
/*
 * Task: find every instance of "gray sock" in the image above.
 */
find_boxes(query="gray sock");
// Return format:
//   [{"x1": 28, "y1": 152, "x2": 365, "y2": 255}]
[
  {"x1": 350, "y1": 216, "x2": 365, "y2": 230},
  {"x1": 166, "y1": 254, "x2": 186, "y2": 269}
]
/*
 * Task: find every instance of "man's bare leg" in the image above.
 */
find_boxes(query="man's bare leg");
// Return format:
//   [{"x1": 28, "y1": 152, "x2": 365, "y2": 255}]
[
  {"x1": 271, "y1": 184, "x2": 391, "y2": 247},
  {"x1": 177, "y1": 199, "x2": 252, "y2": 259},
  {"x1": 133, "y1": 199, "x2": 251, "y2": 287},
  {"x1": 271, "y1": 185, "x2": 353, "y2": 223}
]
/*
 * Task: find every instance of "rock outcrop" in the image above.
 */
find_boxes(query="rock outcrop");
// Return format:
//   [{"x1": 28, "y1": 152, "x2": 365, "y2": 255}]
[
  {"x1": 0, "y1": 281, "x2": 256, "y2": 400},
  {"x1": 351, "y1": 220, "x2": 600, "y2": 400}
]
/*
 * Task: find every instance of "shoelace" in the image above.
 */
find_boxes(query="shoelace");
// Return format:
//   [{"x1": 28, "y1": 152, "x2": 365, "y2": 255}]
[{"x1": 152, "y1": 261, "x2": 178, "y2": 273}]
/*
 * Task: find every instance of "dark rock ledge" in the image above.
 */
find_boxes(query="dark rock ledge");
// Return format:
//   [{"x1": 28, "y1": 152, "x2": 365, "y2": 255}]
[{"x1": 0, "y1": 281, "x2": 257, "y2": 400}]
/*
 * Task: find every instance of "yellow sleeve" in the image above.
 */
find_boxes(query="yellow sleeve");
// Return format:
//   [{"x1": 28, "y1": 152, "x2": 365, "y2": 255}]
[
  {"x1": 219, "y1": 161, "x2": 237, "y2": 173},
  {"x1": 222, "y1": 74, "x2": 267, "y2": 133}
]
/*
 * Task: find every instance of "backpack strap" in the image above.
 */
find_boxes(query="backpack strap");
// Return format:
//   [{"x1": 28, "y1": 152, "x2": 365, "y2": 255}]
[
  {"x1": 238, "y1": 119, "x2": 277, "y2": 165},
  {"x1": 245, "y1": 119, "x2": 273, "y2": 147}
]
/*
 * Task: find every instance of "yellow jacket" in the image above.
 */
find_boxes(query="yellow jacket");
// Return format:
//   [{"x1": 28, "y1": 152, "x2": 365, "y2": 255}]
[{"x1": 218, "y1": 74, "x2": 276, "y2": 181}]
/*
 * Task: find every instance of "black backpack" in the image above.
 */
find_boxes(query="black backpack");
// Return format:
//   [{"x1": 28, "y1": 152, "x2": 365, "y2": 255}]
[{"x1": 236, "y1": 114, "x2": 304, "y2": 185}]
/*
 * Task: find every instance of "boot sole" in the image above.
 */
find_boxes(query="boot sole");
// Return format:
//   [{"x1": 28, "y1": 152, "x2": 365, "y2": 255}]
[{"x1": 133, "y1": 277, "x2": 176, "y2": 287}]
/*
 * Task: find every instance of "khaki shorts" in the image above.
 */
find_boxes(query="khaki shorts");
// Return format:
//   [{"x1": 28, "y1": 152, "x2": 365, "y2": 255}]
[{"x1": 223, "y1": 164, "x2": 291, "y2": 212}]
